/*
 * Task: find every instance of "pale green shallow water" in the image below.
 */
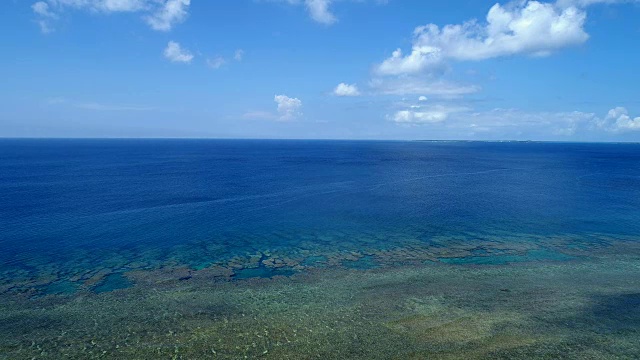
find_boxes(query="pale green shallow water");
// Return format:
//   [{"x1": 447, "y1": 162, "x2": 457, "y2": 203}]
[{"x1": 1, "y1": 239, "x2": 639, "y2": 359}]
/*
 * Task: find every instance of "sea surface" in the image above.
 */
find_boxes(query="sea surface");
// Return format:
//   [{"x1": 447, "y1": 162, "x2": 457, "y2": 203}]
[{"x1": 1, "y1": 139, "x2": 640, "y2": 359}]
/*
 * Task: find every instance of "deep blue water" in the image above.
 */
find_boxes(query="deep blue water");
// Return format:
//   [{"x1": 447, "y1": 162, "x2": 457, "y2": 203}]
[{"x1": 1, "y1": 139, "x2": 640, "y2": 286}]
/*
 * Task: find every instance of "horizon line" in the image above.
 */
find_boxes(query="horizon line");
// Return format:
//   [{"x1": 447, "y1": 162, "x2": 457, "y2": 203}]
[{"x1": 1, "y1": 137, "x2": 639, "y2": 144}]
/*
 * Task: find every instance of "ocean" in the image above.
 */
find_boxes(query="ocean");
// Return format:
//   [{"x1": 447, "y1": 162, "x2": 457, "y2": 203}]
[{"x1": 1, "y1": 139, "x2": 639, "y2": 358}]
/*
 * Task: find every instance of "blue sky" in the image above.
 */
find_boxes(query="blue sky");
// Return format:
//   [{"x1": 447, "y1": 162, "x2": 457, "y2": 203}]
[{"x1": 1, "y1": 0, "x2": 639, "y2": 140}]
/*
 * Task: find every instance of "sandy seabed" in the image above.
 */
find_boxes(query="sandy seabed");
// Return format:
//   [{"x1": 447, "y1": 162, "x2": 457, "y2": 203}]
[{"x1": 2, "y1": 249, "x2": 640, "y2": 359}]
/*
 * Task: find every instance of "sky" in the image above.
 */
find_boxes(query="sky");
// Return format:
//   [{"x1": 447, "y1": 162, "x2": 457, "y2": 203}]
[{"x1": 1, "y1": 0, "x2": 639, "y2": 141}]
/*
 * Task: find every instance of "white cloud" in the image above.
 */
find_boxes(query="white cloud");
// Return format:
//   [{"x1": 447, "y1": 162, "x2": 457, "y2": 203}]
[
  {"x1": 207, "y1": 56, "x2": 226, "y2": 69},
  {"x1": 456, "y1": 107, "x2": 640, "y2": 136},
  {"x1": 243, "y1": 95, "x2": 303, "y2": 122},
  {"x1": 305, "y1": 0, "x2": 337, "y2": 25},
  {"x1": 556, "y1": 0, "x2": 640, "y2": 7},
  {"x1": 389, "y1": 103, "x2": 471, "y2": 125},
  {"x1": 31, "y1": 0, "x2": 190, "y2": 33},
  {"x1": 144, "y1": 0, "x2": 190, "y2": 32},
  {"x1": 386, "y1": 103, "x2": 639, "y2": 137},
  {"x1": 385, "y1": 100, "x2": 612, "y2": 136},
  {"x1": 376, "y1": 46, "x2": 445, "y2": 76},
  {"x1": 428, "y1": 2, "x2": 587, "y2": 61},
  {"x1": 375, "y1": 0, "x2": 597, "y2": 76},
  {"x1": 599, "y1": 107, "x2": 640, "y2": 132},
  {"x1": 32, "y1": 1, "x2": 56, "y2": 17},
  {"x1": 333, "y1": 83, "x2": 361, "y2": 96},
  {"x1": 370, "y1": 0, "x2": 632, "y2": 102},
  {"x1": 418, "y1": 96, "x2": 428, "y2": 101},
  {"x1": 391, "y1": 108, "x2": 451, "y2": 124},
  {"x1": 234, "y1": 49, "x2": 244, "y2": 61},
  {"x1": 462, "y1": 108, "x2": 598, "y2": 136},
  {"x1": 163, "y1": 41, "x2": 193, "y2": 63},
  {"x1": 274, "y1": 94, "x2": 303, "y2": 121}
]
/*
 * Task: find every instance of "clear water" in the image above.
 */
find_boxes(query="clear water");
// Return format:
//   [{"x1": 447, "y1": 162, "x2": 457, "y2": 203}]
[
  {"x1": 1, "y1": 139, "x2": 640, "y2": 358},
  {"x1": 2, "y1": 140, "x2": 639, "y2": 272}
]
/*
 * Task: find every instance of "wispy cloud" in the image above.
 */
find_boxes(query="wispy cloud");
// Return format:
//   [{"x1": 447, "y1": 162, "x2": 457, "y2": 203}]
[
  {"x1": 268, "y1": 0, "x2": 385, "y2": 25},
  {"x1": 386, "y1": 103, "x2": 640, "y2": 138},
  {"x1": 206, "y1": 56, "x2": 226, "y2": 69},
  {"x1": 234, "y1": 49, "x2": 245, "y2": 61},
  {"x1": 242, "y1": 110, "x2": 278, "y2": 120},
  {"x1": 369, "y1": 78, "x2": 480, "y2": 98},
  {"x1": 31, "y1": 1, "x2": 58, "y2": 33},
  {"x1": 75, "y1": 103, "x2": 154, "y2": 111},
  {"x1": 305, "y1": 0, "x2": 337, "y2": 25},
  {"x1": 144, "y1": 0, "x2": 190, "y2": 32},
  {"x1": 47, "y1": 98, "x2": 154, "y2": 111},
  {"x1": 31, "y1": 0, "x2": 191, "y2": 33}
]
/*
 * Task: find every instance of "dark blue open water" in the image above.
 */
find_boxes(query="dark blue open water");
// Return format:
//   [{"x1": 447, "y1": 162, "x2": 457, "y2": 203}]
[{"x1": 1, "y1": 139, "x2": 640, "y2": 294}]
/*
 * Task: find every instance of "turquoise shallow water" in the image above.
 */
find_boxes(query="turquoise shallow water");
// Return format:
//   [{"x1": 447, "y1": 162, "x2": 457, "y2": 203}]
[{"x1": 1, "y1": 139, "x2": 639, "y2": 358}]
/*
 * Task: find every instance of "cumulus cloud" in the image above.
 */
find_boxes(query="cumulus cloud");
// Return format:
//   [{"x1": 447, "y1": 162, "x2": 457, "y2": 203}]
[
  {"x1": 389, "y1": 104, "x2": 468, "y2": 125},
  {"x1": 370, "y1": 0, "x2": 639, "y2": 102},
  {"x1": 418, "y1": 96, "x2": 428, "y2": 101},
  {"x1": 391, "y1": 109, "x2": 449, "y2": 124},
  {"x1": 376, "y1": 1, "x2": 591, "y2": 75},
  {"x1": 599, "y1": 107, "x2": 640, "y2": 132},
  {"x1": 31, "y1": 0, "x2": 190, "y2": 33},
  {"x1": 333, "y1": 83, "x2": 361, "y2": 96},
  {"x1": 376, "y1": 46, "x2": 445, "y2": 76},
  {"x1": 419, "y1": 1, "x2": 588, "y2": 61},
  {"x1": 274, "y1": 95, "x2": 303, "y2": 121},
  {"x1": 243, "y1": 95, "x2": 304, "y2": 121},
  {"x1": 163, "y1": 41, "x2": 193, "y2": 63}
]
